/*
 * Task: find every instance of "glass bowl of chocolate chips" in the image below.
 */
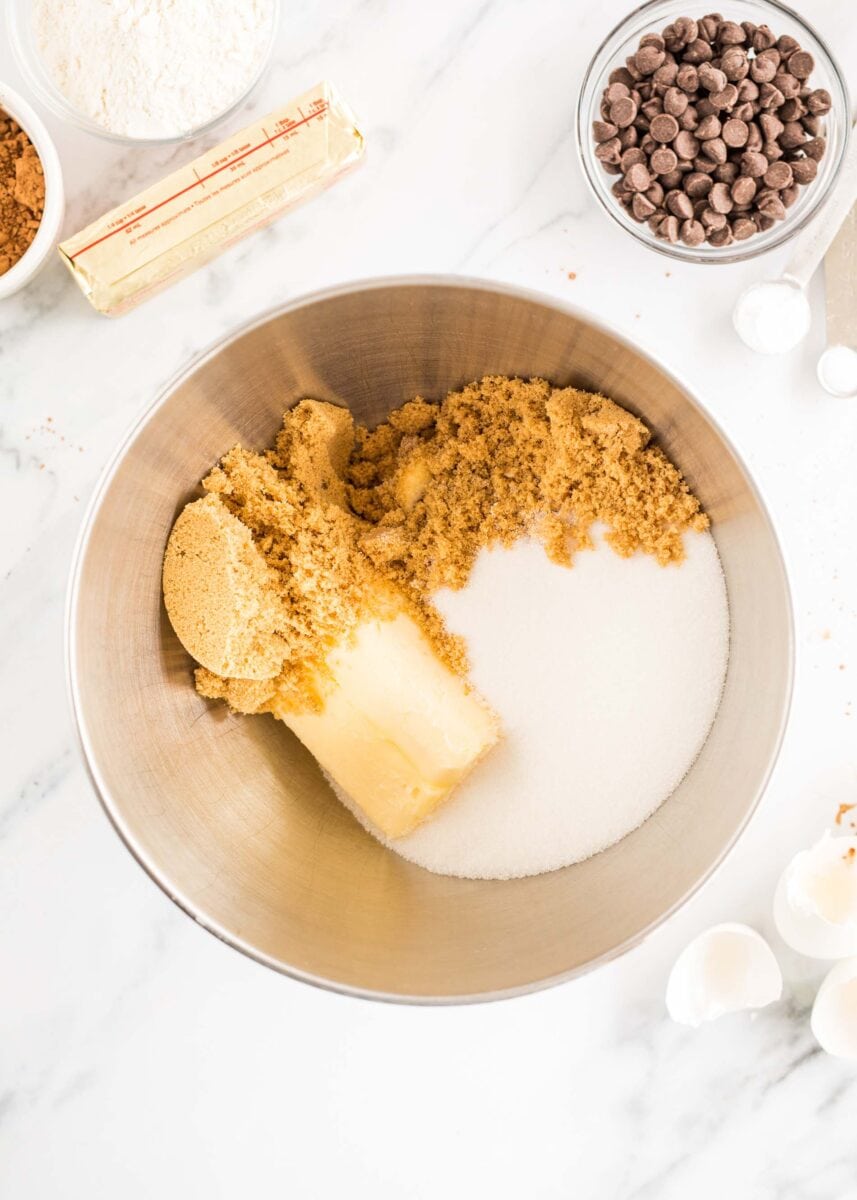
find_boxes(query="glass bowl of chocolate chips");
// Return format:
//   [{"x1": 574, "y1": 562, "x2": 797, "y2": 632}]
[{"x1": 577, "y1": 0, "x2": 849, "y2": 262}]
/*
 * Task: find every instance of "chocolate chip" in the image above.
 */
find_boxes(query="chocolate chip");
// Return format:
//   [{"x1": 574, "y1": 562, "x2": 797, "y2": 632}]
[
  {"x1": 720, "y1": 48, "x2": 749, "y2": 81},
  {"x1": 676, "y1": 64, "x2": 699, "y2": 92},
  {"x1": 674, "y1": 130, "x2": 700, "y2": 159},
  {"x1": 759, "y1": 113, "x2": 784, "y2": 141},
  {"x1": 679, "y1": 106, "x2": 700, "y2": 131},
  {"x1": 759, "y1": 82, "x2": 785, "y2": 109},
  {"x1": 593, "y1": 120, "x2": 619, "y2": 143},
  {"x1": 750, "y1": 52, "x2": 778, "y2": 83},
  {"x1": 788, "y1": 50, "x2": 814, "y2": 79},
  {"x1": 732, "y1": 216, "x2": 756, "y2": 240},
  {"x1": 701, "y1": 207, "x2": 727, "y2": 229},
  {"x1": 609, "y1": 67, "x2": 636, "y2": 88},
  {"x1": 763, "y1": 140, "x2": 784, "y2": 161},
  {"x1": 777, "y1": 34, "x2": 800, "y2": 56},
  {"x1": 709, "y1": 181, "x2": 734, "y2": 213},
  {"x1": 641, "y1": 97, "x2": 665, "y2": 121},
  {"x1": 654, "y1": 61, "x2": 679, "y2": 87},
  {"x1": 606, "y1": 82, "x2": 631, "y2": 103},
  {"x1": 710, "y1": 84, "x2": 739, "y2": 111},
  {"x1": 685, "y1": 171, "x2": 713, "y2": 197},
  {"x1": 701, "y1": 136, "x2": 728, "y2": 163},
  {"x1": 621, "y1": 147, "x2": 648, "y2": 171},
  {"x1": 780, "y1": 121, "x2": 806, "y2": 150},
  {"x1": 763, "y1": 160, "x2": 793, "y2": 189},
  {"x1": 698, "y1": 64, "x2": 728, "y2": 93},
  {"x1": 680, "y1": 218, "x2": 706, "y2": 245},
  {"x1": 781, "y1": 184, "x2": 800, "y2": 208},
  {"x1": 618, "y1": 126, "x2": 639, "y2": 148},
  {"x1": 659, "y1": 169, "x2": 684, "y2": 189},
  {"x1": 745, "y1": 121, "x2": 763, "y2": 151},
  {"x1": 758, "y1": 193, "x2": 786, "y2": 221},
  {"x1": 683, "y1": 38, "x2": 713, "y2": 64},
  {"x1": 807, "y1": 88, "x2": 832, "y2": 115},
  {"x1": 718, "y1": 20, "x2": 745, "y2": 44},
  {"x1": 663, "y1": 86, "x2": 689, "y2": 116},
  {"x1": 696, "y1": 114, "x2": 722, "y2": 140},
  {"x1": 691, "y1": 155, "x2": 718, "y2": 175},
  {"x1": 740, "y1": 149, "x2": 769, "y2": 177},
  {"x1": 737, "y1": 78, "x2": 759, "y2": 103},
  {"x1": 635, "y1": 45, "x2": 666, "y2": 75},
  {"x1": 666, "y1": 189, "x2": 694, "y2": 219},
  {"x1": 731, "y1": 175, "x2": 757, "y2": 205},
  {"x1": 752, "y1": 24, "x2": 776, "y2": 52},
  {"x1": 650, "y1": 113, "x2": 680, "y2": 142},
  {"x1": 631, "y1": 193, "x2": 657, "y2": 220},
  {"x1": 698, "y1": 15, "x2": 718, "y2": 43},
  {"x1": 773, "y1": 72, "x2": 801, "y2": 100},
  {"x1": 650, "y1": 146, "x2": 678, "y2": 174},
  {"x1": 609, "y1": 97, "x2": 638, "y2": 127},
  {"x1": 708, "y1": 225, "x2": 733, "y2": 246},
  {"x1": 778, "y1": 98, "x2": 805, "y2": 122},
  {"x1": 624, "y1": 162, "x2": 652, "y2": 191},
  {"x1": 658, "y1": 214, "x2": 680, "y2": 242},
  {"x1": 791, "y1": 156, "x2": 818, "y2": 183},
  {"x1": 672, "y1": 16, "x2": 698, "y2": 45},
  {"x1": 645, "y1": 181, "x2": 665, "y2": 205},
  {"x1": 722, "y1": 118, "x2": 749, "y2": 147},
  {"x1": 714, "y1": 160, "x2": 739, "y2": 184},
  {"x1": 803, "y1": 137, "x2": 826, "y2": 161}
]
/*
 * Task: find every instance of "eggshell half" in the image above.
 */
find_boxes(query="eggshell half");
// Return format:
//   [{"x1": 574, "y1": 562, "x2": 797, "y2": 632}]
[
  {"x1": 811, "y1": 957, "x2": 857, "y2": 1060},
  {"x1": 666, "y1": 923, "x2": 783, "y2": 1028},
  {"x1": 773, "y1": 833, "x2": 857, "y2": 960}
]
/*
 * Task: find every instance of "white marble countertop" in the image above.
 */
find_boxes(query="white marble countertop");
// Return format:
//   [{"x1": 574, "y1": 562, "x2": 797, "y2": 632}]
[{"x1": 2, "y1": 2, "x2": 857, "y2": 1195}]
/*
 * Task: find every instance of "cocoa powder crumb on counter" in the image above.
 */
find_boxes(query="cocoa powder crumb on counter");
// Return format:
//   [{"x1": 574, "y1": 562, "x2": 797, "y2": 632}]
[{"x1": 0, "y1": 110, "x2": 45, "y2": 276}]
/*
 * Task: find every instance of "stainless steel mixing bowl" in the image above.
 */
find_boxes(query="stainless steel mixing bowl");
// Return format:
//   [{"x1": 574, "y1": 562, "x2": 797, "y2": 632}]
[{"x1": 67, "y1": 277, "x2": 793, "y2": 1003}]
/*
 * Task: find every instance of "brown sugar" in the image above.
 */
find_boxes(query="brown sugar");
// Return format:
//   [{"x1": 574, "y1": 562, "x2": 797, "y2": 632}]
[
  {"x1": 0, "y1": 110, "x2": 45, "y2": 277},
  {"x1": 348, "y1": 376, "x2": 707, "y2": 602},
  {"x1": 166, "y1": 379, "x2": 708, "y2": 717}
]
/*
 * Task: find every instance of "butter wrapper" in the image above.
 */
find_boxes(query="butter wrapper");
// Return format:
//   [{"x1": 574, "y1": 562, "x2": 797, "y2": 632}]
[{"x1": 59, "y1": 82, "x2": 365, "y2": 315}]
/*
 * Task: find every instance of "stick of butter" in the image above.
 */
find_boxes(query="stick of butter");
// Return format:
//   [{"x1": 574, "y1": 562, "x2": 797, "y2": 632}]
[{"x1": 59, "y1": 82, "x2": 364, "y2": 316}]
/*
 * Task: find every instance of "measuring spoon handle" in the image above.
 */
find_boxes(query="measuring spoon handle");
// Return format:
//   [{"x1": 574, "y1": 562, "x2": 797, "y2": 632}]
[{"x1": 783, "y1": 120, "x2": 857, "y2": 291}]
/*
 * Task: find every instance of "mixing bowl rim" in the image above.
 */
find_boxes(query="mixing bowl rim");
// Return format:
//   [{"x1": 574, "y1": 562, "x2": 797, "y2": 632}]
[{"x1": 65, "y1": 273, "x2": 795, "y2": 1005}]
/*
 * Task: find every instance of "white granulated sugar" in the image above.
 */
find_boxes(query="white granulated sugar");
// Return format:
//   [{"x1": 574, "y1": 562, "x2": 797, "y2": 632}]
[
  {"x1": 32, "y1": 0, "x2": 275, "y2": 139},
  {"x1": 334, "y1": 530, "x2": 729, "y2": 879}
]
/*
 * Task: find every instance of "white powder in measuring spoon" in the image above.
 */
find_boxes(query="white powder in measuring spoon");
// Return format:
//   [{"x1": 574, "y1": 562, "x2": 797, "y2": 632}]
[
  {"x1": 332, "y1": 530, "x2": 729, "y2": 879},
  {"x1": 32, "y1": 0, "x2": 276, "y2": 139}
]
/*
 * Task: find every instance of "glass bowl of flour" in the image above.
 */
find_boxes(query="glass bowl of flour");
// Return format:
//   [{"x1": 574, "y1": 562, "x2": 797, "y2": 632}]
[{"x1": 6, "y1": 0, "x2": 279, "y2": 144}]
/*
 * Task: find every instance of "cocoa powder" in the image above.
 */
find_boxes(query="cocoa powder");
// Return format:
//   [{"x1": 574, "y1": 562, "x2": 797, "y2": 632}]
[{"x1": 0, "y1": 110, "x2": 45, "y2": 277}]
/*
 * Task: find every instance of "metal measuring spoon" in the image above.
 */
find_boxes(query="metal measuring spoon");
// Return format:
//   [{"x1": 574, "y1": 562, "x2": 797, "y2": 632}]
[
  {"x1": 818, "y1": 200, "x2": 857, "y2": 396},
  {"x1": 733, "y1": 120, "x2": 857, "y2": 356}
]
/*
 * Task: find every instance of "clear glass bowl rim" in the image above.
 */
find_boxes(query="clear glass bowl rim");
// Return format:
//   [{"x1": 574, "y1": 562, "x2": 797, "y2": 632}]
[
  {"x1": 4, "y1": 0, "x2": 281, "y2": 146},
  {"x1": 575, "y1": 0, "x2": 852, "y2": 265}
]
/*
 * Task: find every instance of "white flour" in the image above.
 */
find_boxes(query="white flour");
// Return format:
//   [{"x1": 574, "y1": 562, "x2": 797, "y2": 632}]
[
  {"x1": 32, "y1": 0, "x2": 275, "y2": 139},
  {"x1": 332, "y1": 530, "x2": 729, "y2": 879}
]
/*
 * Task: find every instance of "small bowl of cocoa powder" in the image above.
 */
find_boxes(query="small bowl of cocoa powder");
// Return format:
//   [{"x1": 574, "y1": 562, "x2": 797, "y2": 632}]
[
  {"x1": 0, "y1": 82, "x2": 63, "y2": 298},
  {"x1": 577, "y1": 0, "x2": 849, "y2": 263}
]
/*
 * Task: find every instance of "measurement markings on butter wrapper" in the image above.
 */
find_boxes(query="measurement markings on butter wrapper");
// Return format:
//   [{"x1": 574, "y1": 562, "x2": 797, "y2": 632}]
[{"x1": 72, "y1": 102, "x2": 331, "y2": 259}]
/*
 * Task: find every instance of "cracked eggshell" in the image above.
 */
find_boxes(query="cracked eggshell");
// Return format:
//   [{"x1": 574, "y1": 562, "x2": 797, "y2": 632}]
[
  {"x1": 811, "y1": 957, "x2": 857, "y2": 1060},
  {"x1": 666, "y1": 923, "x2": 783, "y2": 1028},
  {"x1": 773, "y1": 833, "x2": 857, "y2": 960}
]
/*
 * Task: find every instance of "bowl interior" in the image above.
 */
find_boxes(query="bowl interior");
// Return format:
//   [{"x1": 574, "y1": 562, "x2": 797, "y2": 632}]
[
  {"x1": 577, "y1": 0, "x2": 850, "y2": 264},
  {"x1": 69, "y1": 280, "x2": 793, "y2": 1002}
]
